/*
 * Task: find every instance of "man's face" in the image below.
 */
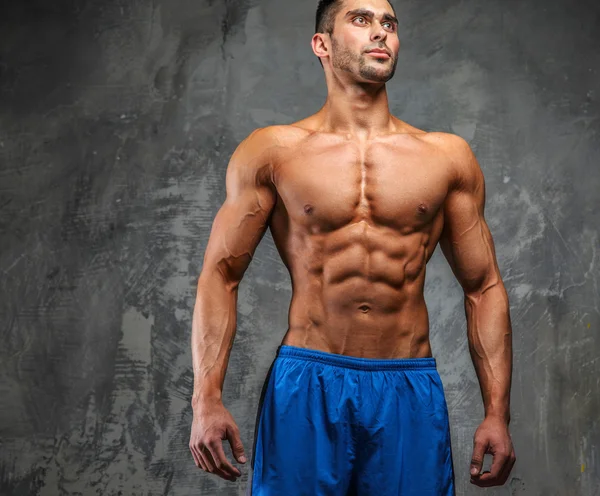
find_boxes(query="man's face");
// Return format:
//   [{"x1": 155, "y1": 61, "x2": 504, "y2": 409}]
[{"x1": 329, "y1": 0, "x2": 400, "y2": 83}]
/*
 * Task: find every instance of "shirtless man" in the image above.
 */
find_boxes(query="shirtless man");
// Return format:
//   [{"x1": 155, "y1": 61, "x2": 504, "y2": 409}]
[{"x1": 189, "y1": 0, "x2": 515, "y2": 494}]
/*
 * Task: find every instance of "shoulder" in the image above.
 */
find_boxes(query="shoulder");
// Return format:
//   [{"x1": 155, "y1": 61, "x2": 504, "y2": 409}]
[
  {"x1": 226, "y1": 125, "x2": 302, "y2": 189},
  {"x1": 233, "y1": 126, "x2": 277, "y2": 159},
  {"x1": 229, "y1": 125, "x2": 286, "y2": 172},
  {"x1": 421, "y1": 131, "x2": 484, "y2": 192},
  {"x1": 237, "y1": 125, "x2": 306, "y2": 156},
  {"x1": 419, "y1": 131, "x2": 472, "y2": 160},
  {"x1": 390, "y1": 120, "x2": 474, "y2": 167},
  {"x1": 393, "y1": 125, "x2": 482, "y2": 190}
]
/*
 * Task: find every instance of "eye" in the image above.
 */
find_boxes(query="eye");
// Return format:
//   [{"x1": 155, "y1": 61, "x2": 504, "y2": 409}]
[
  {"x1": 383, "y1": 21, "x2": 396, "y2": 31},
  {"x1": 353, "y1": 16, "x2": 367, "y2": 25}
]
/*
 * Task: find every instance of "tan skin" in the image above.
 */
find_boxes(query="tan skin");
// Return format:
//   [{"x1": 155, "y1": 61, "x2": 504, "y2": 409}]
[{"x1": 189, "y1": 0, "x2": 515, "y2": 489}]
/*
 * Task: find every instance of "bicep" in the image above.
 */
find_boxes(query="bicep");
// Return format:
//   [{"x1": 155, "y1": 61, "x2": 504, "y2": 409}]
[
  {"x1": 201, "y1": 129, "x2": 277, "y2": 288},
  {"x1": 440, "y1": 137, "x2": 500, "y2": 294}
]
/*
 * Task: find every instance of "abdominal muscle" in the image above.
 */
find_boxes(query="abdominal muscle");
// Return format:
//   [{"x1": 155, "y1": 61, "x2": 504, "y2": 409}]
[
  {"x1": 268, "y1": 121, "x2": 448, "y2": 359},
  {"x1": 279, "y1": 223, "x2": 435, "y2": 359}
]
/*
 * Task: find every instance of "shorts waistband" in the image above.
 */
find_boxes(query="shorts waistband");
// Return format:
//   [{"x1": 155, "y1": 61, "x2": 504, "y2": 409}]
[{"x1": 276, "y1": 345, "x2": 437, "y2": 371}]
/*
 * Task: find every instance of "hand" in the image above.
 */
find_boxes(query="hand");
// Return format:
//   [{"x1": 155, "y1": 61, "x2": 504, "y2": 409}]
[
  {"x1": 470, "y1": 415, "x2": 516, "y2": 487},
  {"x1": 189, "y1": 398, "x2": 247, "y2": 482}
]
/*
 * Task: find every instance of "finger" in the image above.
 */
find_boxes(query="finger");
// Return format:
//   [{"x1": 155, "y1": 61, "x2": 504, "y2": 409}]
[
  {"x1": 204, "y1": 445, "x2": 234, "y2": 481},
  {"x1": 199, "y1": 445, "x2": 216, "y2": 473},
  {"x1": 497, "y1": 453, "x2": 516, "y2": 485},
  {"x1": 227, "y1": 425, "x2": 247, "y2": 464},
  {"x1": 194, "y1": 446, "x2": 208, "y2": 472},
  {"x1": 474, "y1": 452, "x2": 509, "y2": 487},
  {"x1": 470, "y1": 439, "x2": 487, "y2": 477},
  {"x1": 211, "y1": 438, "x2": 242, "y2": 477},
  {"x1": 206, "y1": 442, "x2": 239, "y2": 481},
  {"x1": 190, "y1": 445, "x2": 205, "y2": 471}
]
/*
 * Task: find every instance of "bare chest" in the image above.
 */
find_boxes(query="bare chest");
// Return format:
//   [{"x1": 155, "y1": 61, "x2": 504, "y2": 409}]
[{"x1": 273, "y1": 137, "x2": 451, "y2": 233}]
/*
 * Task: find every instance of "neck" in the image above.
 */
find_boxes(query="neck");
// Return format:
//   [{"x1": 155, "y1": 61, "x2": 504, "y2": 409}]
[{"x1": 316, "y1": 74, "x2": 395, "y2": 140}]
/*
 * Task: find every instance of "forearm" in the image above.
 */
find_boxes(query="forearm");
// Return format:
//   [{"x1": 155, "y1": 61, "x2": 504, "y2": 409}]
[
  {"x1": 191, "y1": 270, "x2": 239, "y2": 408},
  {"x1": 464, "y1": 281, "x2": 513, "y2": 424}
]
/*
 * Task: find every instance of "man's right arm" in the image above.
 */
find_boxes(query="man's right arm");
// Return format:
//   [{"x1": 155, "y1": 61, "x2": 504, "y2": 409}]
[{"x1": 191, "y1": 127, "x2": 277, "y2": 407}]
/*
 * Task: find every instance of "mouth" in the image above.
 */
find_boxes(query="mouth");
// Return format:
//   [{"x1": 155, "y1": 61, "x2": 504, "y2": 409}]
[{"x1": 366, "y1": 50, "x2": 390, "y2": 59}]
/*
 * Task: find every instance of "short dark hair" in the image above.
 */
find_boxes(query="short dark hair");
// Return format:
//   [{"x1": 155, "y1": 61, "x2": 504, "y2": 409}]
[
  {"x1": 315, "y1": 0, "x2": 345, "y2": 35},
  {"x1": 315, "y1": 0, "x2": 396, "y2": 34}
]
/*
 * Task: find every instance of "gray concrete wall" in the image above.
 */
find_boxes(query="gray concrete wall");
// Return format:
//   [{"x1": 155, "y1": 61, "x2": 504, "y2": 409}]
[{"x1": 1, "y1": 0, "x2": 598, "y2": 494}]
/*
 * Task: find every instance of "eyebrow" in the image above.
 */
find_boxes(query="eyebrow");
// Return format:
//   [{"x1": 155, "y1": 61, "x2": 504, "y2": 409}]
[{"x1": 345, "y1": 8, "x2": 399, "y2": 26}]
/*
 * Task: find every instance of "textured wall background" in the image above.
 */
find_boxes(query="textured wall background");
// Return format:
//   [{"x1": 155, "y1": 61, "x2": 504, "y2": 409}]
[{"x1": 1, "y1": 0, "x2": 599, "y2": 494}]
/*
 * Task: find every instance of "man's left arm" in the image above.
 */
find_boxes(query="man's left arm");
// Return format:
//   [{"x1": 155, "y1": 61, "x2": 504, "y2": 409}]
[{"x1": 438, "y1": 134, "x2": 516, "y2": 488}]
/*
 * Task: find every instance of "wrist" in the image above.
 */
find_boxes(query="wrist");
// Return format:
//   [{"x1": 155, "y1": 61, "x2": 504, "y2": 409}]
[
  {"x1": 485, "y1": 411, "x2": 510, "y2": 425},
  {"x1": 191, "y1": 390, "x2": 222, "y2": 409}
]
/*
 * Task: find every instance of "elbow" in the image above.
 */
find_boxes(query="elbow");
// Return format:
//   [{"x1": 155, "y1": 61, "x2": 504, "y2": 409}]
[
  {"x1": 199, "y1": 261, "x2": 243, "y2": 293},
  {"x1": 463, "y1": 271, "x2": 502, "y2": 302}
]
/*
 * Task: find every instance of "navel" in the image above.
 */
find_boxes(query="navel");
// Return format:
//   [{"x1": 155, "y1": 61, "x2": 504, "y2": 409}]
[{"x1": 304, "y1": 204, "x2": 314, "y2": 215}]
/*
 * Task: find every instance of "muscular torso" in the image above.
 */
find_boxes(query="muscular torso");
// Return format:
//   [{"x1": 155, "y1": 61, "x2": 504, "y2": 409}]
[{"x1": 267, "y1": 117, "x2": 453, "y2": 359}]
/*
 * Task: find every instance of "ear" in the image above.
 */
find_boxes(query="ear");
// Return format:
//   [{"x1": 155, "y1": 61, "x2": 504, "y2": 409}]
[{"x1": 311, "y1": 32, "x2": 329, "y2": 60}]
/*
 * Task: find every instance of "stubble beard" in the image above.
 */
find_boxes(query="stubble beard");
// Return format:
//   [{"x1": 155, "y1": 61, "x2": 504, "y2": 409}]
[{"x1": 330, "y1": 35, "x2": 397, "y2": 83}]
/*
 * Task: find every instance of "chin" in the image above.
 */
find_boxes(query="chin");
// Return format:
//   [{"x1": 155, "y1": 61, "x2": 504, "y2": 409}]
[{"x1": 361, "y1": 69, "x2": 394, "y2": 83}]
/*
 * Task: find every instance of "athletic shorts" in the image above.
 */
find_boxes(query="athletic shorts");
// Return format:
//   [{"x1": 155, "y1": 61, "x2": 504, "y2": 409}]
[{"x1": 246, "y1": 344, "x2": 455, "y2": 496}]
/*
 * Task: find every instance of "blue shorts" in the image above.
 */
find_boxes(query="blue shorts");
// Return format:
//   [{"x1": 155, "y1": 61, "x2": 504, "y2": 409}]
[{"x1": 247, "y1": 345, "x2": 455, "y2": 495}]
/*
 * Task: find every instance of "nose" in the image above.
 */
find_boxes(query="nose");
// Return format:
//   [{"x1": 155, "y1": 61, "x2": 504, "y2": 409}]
[{"x1": 370, "y1": 22, "x2": 387, "y2": 42}]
